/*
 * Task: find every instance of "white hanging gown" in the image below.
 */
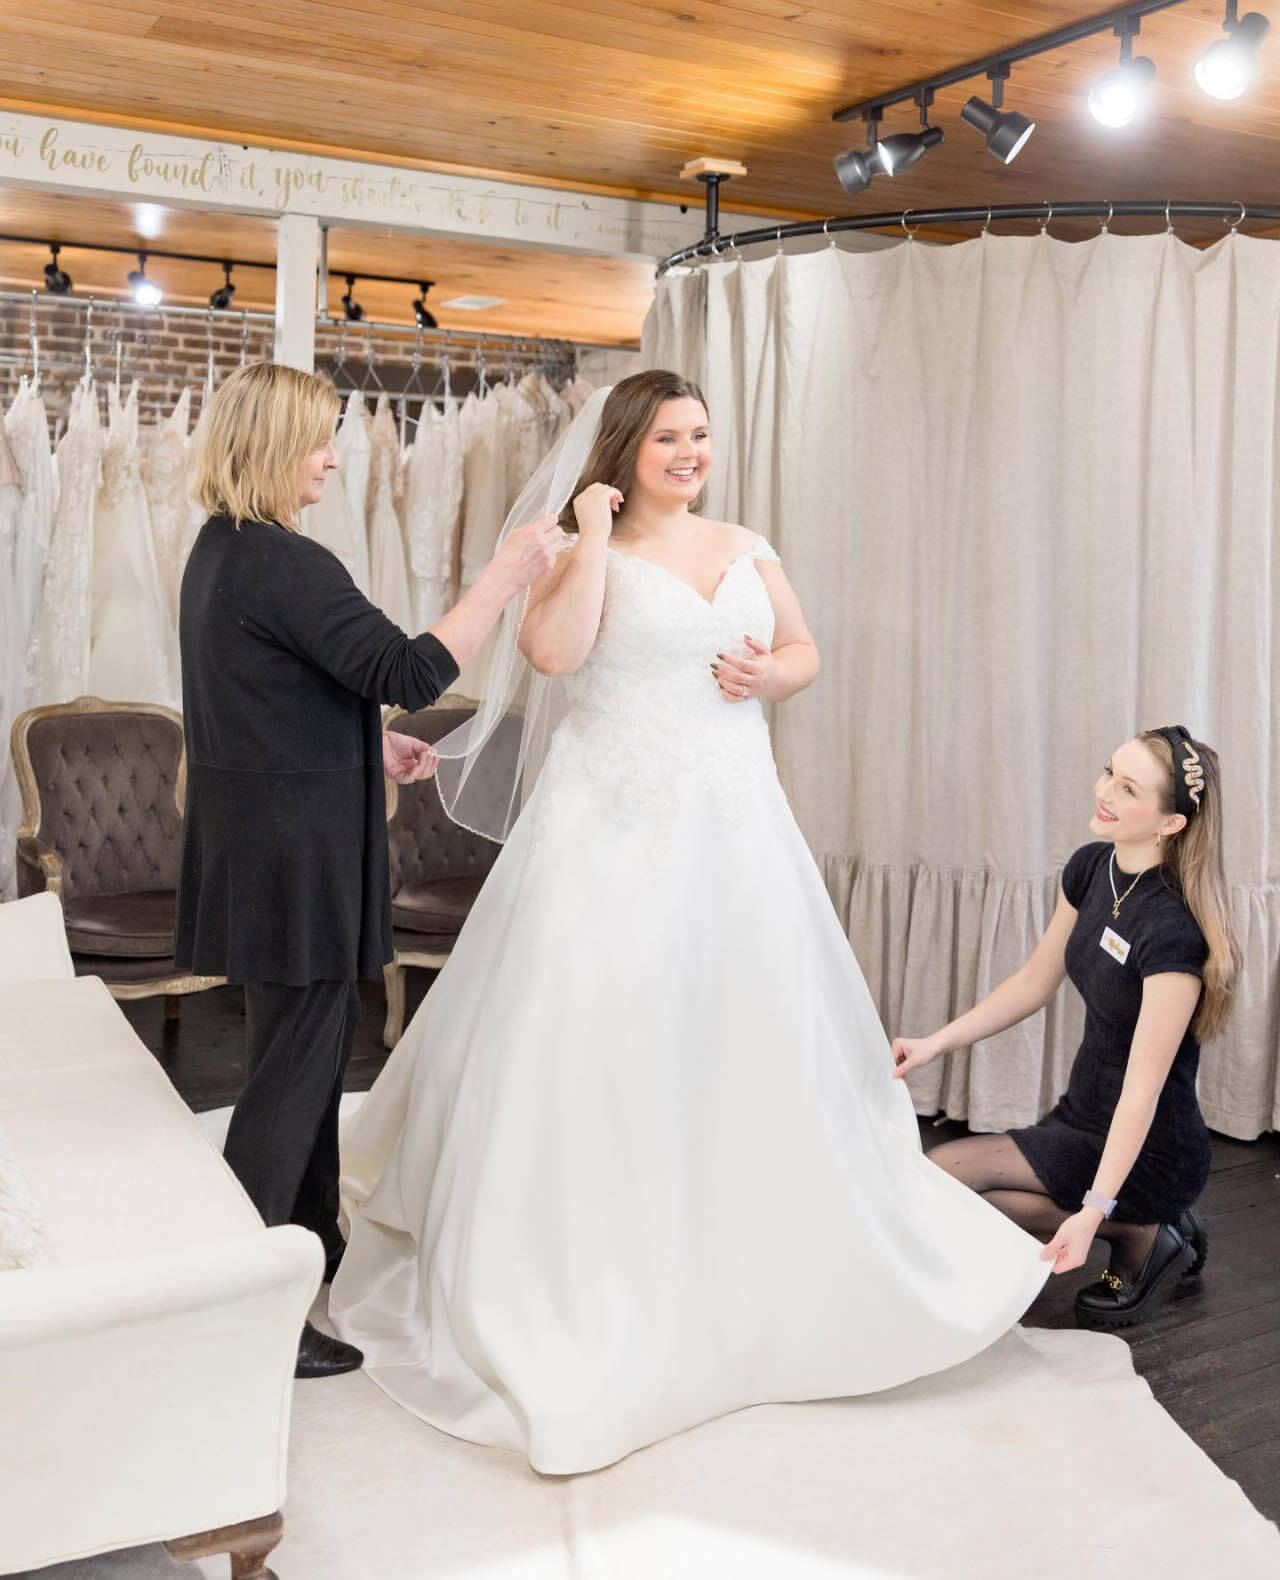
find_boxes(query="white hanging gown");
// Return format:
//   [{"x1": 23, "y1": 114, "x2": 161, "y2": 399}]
[
  {"x1": 332, "y1": 537, "x2": 1050, "y2": 1475},
  {"x1": 1, "y1": 381, "x2": 56, "y2": 897},
  {"x1": 89, "y1": 383, "x2": 178, "y2": 707},
  {"x1": 403, "y1": 403, "x2": 463, "y2": 632},
  {"x1": 32, "y1": 381, "x2": 101, "y2": 706},
  {"x1": 141, "y1": 387, "x2": 194, "y2": 628},
  {"x1": 0, "y1": 411, "x2": 25, "y2": 900},
  {"x1": 366, "y1": 394, "x2": 412, "y2": 631},
  {"x1": 337, "y1": 390, "x2": 373, "y2": 596}
]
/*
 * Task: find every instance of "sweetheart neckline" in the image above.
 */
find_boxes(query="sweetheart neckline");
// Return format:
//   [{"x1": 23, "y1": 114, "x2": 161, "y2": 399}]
[{"x1": 605, "y1": 545, "x2": 756, "y2": 609}]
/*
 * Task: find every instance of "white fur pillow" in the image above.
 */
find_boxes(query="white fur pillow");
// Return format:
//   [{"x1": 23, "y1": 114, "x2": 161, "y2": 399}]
[{"x1": 0, "y1": 1125, "x2": 44, "y2": 1271}]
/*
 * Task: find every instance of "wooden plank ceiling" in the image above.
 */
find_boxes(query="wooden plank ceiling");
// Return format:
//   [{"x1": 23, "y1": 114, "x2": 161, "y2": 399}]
[{"x1": 0, "y1": 1, "x2": 1277, "y2": 341}]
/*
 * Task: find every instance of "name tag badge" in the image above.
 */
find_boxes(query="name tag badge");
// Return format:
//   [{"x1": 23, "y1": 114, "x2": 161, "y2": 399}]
[{"x1": 1100, "y1": 926, "x2": 1131, "y2": 965}]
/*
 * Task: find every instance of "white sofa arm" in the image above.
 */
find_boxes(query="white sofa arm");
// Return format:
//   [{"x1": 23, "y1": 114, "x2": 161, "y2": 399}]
[
  {"x1": 0, "y1": 1224, "x2": 322, "y2": 1574},
  {"x1": 0, "y1": 890, "x2": 74, "y2": 982}
]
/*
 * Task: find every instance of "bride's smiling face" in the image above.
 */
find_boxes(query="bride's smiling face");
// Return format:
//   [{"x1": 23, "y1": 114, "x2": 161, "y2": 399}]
[{"x1": 628, "y1": 397, "x2": 710, "y2": 508}]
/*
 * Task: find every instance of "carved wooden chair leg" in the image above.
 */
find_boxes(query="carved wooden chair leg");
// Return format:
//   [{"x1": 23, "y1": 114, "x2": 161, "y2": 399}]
[
  {"x1": 166, "y1": 1511, "x2": 283, "y2": 1580},
  {"x1": 383, "y1": 959, "x2": 406, "y2": 1049}
]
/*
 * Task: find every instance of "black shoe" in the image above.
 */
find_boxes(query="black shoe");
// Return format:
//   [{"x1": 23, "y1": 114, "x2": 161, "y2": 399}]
[
  {"x1": 323, "y1": 1243, "x2": 346, "y2": 1284},
  {"x1": 295, "y1": 1320, "x2": 363, "y2": 1379},
  {"x1": 1176, "y1": 1207, "x2": 1208, "y2": 1278},
  {"x1": 1075, "y1": 1223, "x2": 1191, "y2": 1329}
]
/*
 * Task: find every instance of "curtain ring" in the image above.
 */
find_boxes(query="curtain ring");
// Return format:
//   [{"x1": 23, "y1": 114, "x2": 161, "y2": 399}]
[
  {"x1": 775, "y1": 225, "x2": 785, "y2": 256},
  {"x1": 1039, "y1": 201, "x2": 1053, "y2": 235},
  {"x1": 981, "y1": 206, "x2": 993, "y2": 236},
  {"x1": 1099, "y1": 200, "x2": 1114, "y2": 234},
  {"x1": 1225, "y1": 200, "x2": 1246, "y2": 232},
  {"x1": 1165, "y1": 199, "x2": 1175, "y2": 235},
  {"x1": 900, "y1": 210, "x2": 919, "y2": 241},
  {"x1": 823, "y1": 218, "x2": 836, "y2": 249}
]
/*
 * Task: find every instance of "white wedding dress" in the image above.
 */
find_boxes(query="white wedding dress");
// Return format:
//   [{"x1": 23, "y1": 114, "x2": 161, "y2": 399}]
[{"x1": 332, "y1": 536, "x2": 1050, "y2": 1474}]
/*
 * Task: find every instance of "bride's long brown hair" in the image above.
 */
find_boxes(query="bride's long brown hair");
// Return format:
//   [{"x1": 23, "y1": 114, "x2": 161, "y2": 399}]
[{"x1": 558, "y1": 370, "x2": 708, "y2": 532}]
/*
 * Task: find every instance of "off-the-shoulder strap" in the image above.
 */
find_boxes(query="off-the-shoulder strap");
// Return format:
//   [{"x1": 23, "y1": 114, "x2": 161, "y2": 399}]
[{"x1": 749, "y1": 534, "x2": 781, "y2": 565}]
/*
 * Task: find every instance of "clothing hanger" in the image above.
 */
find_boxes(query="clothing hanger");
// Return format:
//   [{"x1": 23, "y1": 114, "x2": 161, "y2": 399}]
[
  {"x1": 352, "y1": 325, "x2": 385, "y2": 400},
  {"x1": 27, "y1": 289, "x2": 41, "y2": 391}
]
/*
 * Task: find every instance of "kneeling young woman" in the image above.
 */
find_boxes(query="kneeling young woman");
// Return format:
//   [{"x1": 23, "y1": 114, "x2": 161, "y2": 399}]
[{"x1": 892, "y1": 728, "x2": 1239, "y2": 1327}]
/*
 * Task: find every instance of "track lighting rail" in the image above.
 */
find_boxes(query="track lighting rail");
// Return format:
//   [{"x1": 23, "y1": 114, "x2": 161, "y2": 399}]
[
  {"x1": 833, "y1": 0, "x2": 1190, "y2": 122},
  {"x1": 0, "y1": 234, "x2": 453, "y2": 292},
  {"x1": 657, "y1": 198, "x2": 1280, "y2": 274}
]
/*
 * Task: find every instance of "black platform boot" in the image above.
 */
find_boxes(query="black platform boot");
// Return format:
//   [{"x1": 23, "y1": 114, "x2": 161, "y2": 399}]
[
  {"x1": 1176, "y1": 1206, "x2": 1208, "y2": 1278},
  {"x1": 1075, "y1": 1223, "x2": 1191, "y2": 1329}
]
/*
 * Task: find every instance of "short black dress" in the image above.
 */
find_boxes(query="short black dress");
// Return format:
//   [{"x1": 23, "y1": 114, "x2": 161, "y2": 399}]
[{"x1": 1010, "y1": 842, "x2": 1210, "y2": 1223}]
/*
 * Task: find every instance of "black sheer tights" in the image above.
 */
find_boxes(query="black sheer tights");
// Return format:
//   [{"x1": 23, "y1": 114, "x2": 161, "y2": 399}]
[{"x1": 926, "y1": 1134, "x2": 1159, "y2": 1276}]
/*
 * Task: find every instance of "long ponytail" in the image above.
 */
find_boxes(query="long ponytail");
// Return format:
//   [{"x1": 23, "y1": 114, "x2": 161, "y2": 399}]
[{"x1": 1139, "y1": 731, "x2": 1240, "y2": 1041}]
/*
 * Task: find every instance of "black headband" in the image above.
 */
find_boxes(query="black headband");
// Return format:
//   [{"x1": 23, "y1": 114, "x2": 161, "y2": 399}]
[{"x1": 1154, "y1": 725, "x2": 1205, "y2": 820}]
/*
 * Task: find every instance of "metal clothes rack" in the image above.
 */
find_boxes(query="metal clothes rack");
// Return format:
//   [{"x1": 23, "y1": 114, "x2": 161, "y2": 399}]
[{"x1": 0, "y1": 288, "x2": 590, "y2": 409}]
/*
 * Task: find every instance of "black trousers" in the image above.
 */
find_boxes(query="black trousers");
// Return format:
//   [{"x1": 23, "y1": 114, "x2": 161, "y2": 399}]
[{"x1": 223, "y1": 980, "x2": 362, "y2": 1259}]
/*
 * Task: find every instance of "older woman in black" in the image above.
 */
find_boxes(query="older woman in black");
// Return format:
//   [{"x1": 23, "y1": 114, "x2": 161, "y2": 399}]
[
  {"x1": 892, "y1": 728, "x2": 1240, "y2": 1327},
  {"x1": 178, "y1": 362, "x2": 558, "y2": 1377}
]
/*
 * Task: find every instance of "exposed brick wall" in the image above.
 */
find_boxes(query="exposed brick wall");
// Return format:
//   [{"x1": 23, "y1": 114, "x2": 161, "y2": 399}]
[{"x1": 0, "y1": 298, "x2": 596, "y2": 437}]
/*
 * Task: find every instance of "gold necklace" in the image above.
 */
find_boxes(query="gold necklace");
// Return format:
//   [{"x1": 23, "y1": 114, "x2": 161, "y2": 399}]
[{"x1": 1108, "y1": 850, "x2": 1144, "y2": 920}]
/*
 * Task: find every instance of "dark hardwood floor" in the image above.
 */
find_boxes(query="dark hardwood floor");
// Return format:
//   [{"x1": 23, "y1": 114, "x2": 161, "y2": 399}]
[{"x1": 125, "y1": 978, "x2": 1280, "y2": 1528}]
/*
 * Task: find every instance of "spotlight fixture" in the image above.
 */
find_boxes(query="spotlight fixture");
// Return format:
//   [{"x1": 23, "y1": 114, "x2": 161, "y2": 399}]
[
  {"x1": 833, "y1": 118, "x2": 889, "y2": 195},
  {"x1": 127, "y1": 253, "x2": 163, "y2": 308},
  {"x1": 1195, "y1": 4, "x2": 1270, "y2": 99},
  {"x1": 43, "y1": 243, "x2": 72, "y2": 295},
  {"x1": 208, "y1": 262, "x2": 235, "y2": 311},
  {"x1": 961, "y1": 64, "x2": 1036, "y2": 164},
  {"x1": 412, "y1": 281, "x2": 438, "y2": 330},
  {"x1": 876, "y1": 124, "x2": 945, "y2": 176},
  {"x1": 342, "y1": 274, "x2": 365, "y2": 322},
  {"x1": 1088, "y1": 19, "x2": 1156, "y2": 128},
  {"x1": 875, "y1": 89, "x2": 945, "y2": 176}
]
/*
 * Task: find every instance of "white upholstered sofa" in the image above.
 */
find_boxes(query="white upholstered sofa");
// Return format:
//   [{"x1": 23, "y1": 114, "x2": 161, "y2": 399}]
[{"x1": 0, "y1": 892, "x2": 321, "y2": 1578}]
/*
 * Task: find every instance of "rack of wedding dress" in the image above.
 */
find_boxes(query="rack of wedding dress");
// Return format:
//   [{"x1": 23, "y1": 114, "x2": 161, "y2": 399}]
[
  {"x1": 307, "y1": 363, "x2": 596, "y2": 633},
  {"x1": 0, "y1": 293, "x2": 599, "y2": 897}
]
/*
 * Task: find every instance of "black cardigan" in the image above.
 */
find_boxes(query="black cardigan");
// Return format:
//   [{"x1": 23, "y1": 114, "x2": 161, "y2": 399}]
[{"x1": 175, "y1": 514, "x2": 459, "y2": 985}]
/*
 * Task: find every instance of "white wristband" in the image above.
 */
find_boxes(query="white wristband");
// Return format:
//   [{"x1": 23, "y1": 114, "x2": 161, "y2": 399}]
[{"x1": 1083, "y1": 1188, "x2": 1118, "y2": 1219}]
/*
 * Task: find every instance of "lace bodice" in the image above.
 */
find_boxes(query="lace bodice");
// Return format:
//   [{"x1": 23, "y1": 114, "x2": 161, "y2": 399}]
[{"x1": 537, "y1": 535, "x2": 783, "y2": 826}]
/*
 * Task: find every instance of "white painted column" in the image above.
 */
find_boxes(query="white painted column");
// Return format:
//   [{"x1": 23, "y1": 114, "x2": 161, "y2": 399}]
[{"x1": 273, "y1": 213, "x2": 319, "y2": 370}]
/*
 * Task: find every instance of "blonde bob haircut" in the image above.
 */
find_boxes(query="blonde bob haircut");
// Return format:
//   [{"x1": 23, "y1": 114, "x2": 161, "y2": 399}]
[{"x1": 191, "y1": 361, "x2": 340, "y2": 531}]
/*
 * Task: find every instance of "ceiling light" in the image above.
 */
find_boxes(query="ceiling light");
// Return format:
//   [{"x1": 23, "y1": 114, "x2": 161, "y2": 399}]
[
  {"x1": 833, "y1": 114, "x2": 889, "y2": 195},
  {"x1": 208, "y1": 262, "x2": 235, "y2": 311},
  {"x1": 1089, "y1": 21, "x2": 1156, "y2": 128},
  {"x1": 342, "y1": 274, "x2": 365, "y2": 322},
  {"x1": 1195, "y1": 6, "x2": 1270, "y2": 99},
  {"x1": 43, "y1": 243, "x2": 72, "y2": 295},
  {"x1": 439, "y1": 294, "x2": 507, "y2": 311},
  {"x1": 127, "y1": 253, "x2": 163, "y2": 308},
  {"x1": 876, "y1": 89, "x2": 944, "y2": 178},
  {"x1": 876, "y1": 125, "x2": 945, "y2": 176},
  {"x1": 961, "y1": 65, "x2": 1036, "y2": 164},
  {"x1": 412, "y1": 281, "x2": 438, "y2": 329}
]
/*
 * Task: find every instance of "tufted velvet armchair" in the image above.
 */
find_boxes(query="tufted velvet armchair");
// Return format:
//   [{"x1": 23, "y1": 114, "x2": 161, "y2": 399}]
[
  {"x1": 10, "y1": 697, "x2": 223, "y2": 1008},
  {"x1": 382, "y1": 703, "x2": 516, "y2": 1047}
]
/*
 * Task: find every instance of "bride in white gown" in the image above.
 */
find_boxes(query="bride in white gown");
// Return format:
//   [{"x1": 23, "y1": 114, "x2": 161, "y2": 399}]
[{"x1": 331, "y1": 372, "x2": 1050, "y2": 1474}]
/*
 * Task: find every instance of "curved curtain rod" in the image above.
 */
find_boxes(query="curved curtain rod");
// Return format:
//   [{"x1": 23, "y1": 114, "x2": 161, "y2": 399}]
[{"x1": 657, "y1": 199, "x2": 1280, "y2": 274}]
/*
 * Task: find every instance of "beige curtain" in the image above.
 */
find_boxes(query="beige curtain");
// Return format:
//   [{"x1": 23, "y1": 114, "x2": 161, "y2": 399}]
[{"x1": 643, "y1": 232, "x2": 1280, "y2": 1140}]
